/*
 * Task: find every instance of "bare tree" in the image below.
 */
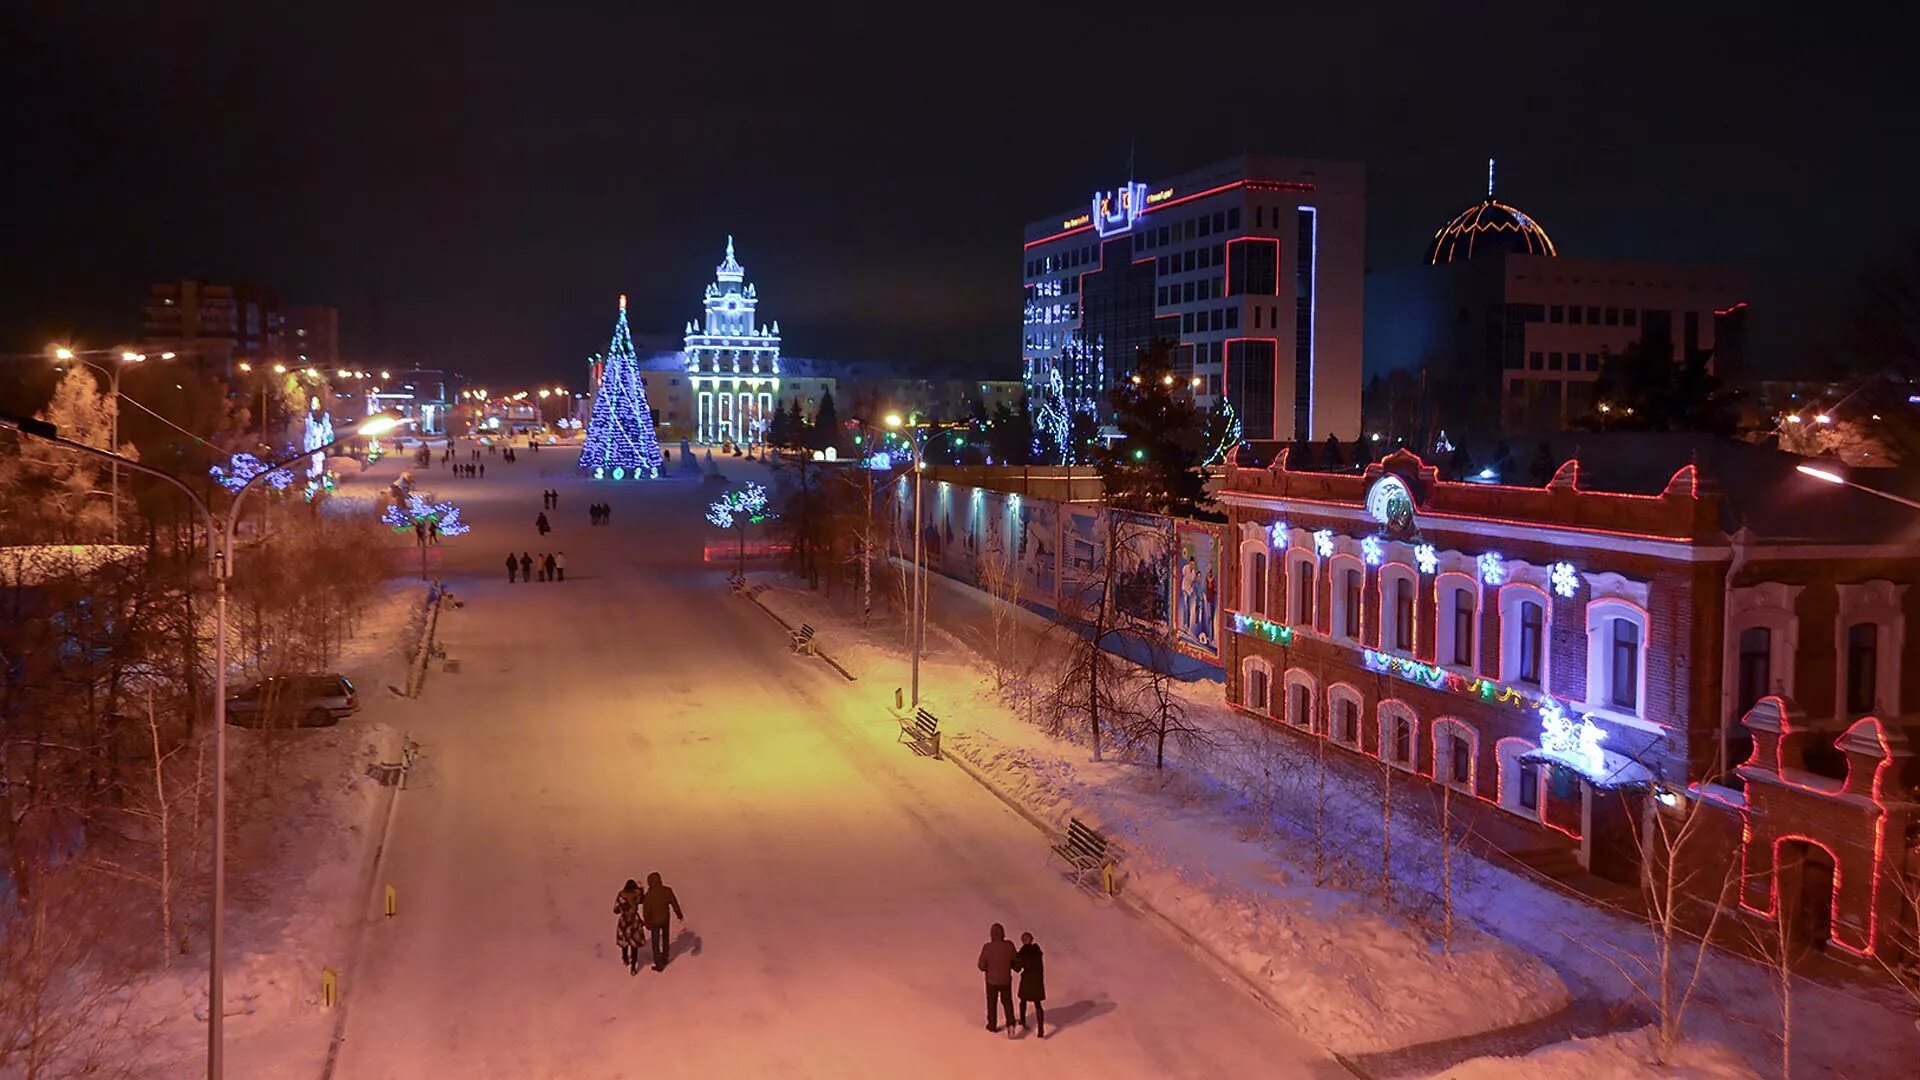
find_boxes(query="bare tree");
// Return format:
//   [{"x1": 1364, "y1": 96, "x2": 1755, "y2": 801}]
[
  {"x1": 1873, "y1": 854, "x2": 1920, "y2": 1038},
  {"x1": 1745, "y1": 867, "x2": 1801, "y2": 1080},
  {"x1": 1121, "y1": 635, "x2": 1214, "y2": 770},
  {"x1": 0, "y1": 866, "x2": 147, "y2": 1080},
  {"x1": 974, "y1": 530, "x2": 1026, "y2": 689}
]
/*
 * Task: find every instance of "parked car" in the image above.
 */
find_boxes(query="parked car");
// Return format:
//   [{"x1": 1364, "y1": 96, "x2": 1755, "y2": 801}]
[{"x1": 225, "y1": 674, "x2": 358, "y2": 728}]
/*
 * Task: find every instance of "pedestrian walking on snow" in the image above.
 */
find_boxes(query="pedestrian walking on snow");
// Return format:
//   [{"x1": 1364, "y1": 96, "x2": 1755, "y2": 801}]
[
  {"x1": 978, "y1": 923, "x2": 1017, "y2": 1034},
  {"x1": 543, "y1": 552, "x2": 557, "y2": 582},
  {"x1": 505, "y1": 553, "x2": 518, "y2": 583},
  {"x1": 1013, "y1": 932, "x2": 1046, "y2": 1037},
  {"x1": 536, "y1": 511, "x2": 550, "y2": 536},
  {"x1": 555, "y1": 551, "x2": 566, "y2": 582},
  {"x1": 615, "y1": 879, "x2": 645, "y2": 974},
  {"x1": 519, "y1": 552, "x2": 533, "y2": 580},
  {"x1": 479, "y1": 463, "x2": 485, "y2": 479},
  {"x1": 641, "y1": 871, "x2": 683, "y2": 971}
]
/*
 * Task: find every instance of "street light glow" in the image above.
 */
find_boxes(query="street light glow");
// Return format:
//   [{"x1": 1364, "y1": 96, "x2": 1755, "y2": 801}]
[
  {"x1": 238, "y1": 362, "x2": 252, "y2": 373},
  {"x1": 122, "y1": 351, "x2": 144, "y2": 362},
  {"x1": 1796, "y1": 464, "x2": 1845, "y2": 485},
  {"x1": 160, "y1": 351, "x2": 176, "y2": 360},
  {"x1": 884, "y1": 413, "x2": 903, "y2": 429},
  {"x1": 357, "y1": 414, "x2": 409, "y2": 437},
  {"x1": 53, "y1": 346, "x2": 75, "y2": 361},
  {"x1": 273, "y1": 363, "x2": 288, "y2": 374},
  {"x1": 1815, "y1": 413, "x2": 1832, "y2": 425}
]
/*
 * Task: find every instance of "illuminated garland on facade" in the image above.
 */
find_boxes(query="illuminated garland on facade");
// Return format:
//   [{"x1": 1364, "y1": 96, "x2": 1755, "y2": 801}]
[
  {"x1": 1361, "y1": 648, "x2": 1613, "y2": 781},
  {"x1": 1232, "y1": 612, "x2": 1294, "y2": 645}
]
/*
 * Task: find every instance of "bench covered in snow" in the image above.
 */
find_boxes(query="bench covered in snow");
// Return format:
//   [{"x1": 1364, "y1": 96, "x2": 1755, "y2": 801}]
[
  {"x1": 898, "y1": 706, "x2": 941, "y2": 758},
  {"x1": 1049, "y1": 817, "x2": 1116, "y2": 893},
  {"x1": 789, "y1": 623, "x2": 818, "y2": 655}
]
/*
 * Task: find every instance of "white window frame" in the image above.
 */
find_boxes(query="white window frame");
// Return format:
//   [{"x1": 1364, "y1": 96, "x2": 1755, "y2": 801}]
[
  {"x1": 1495, "y1": 736, "x2": 1543, "y2": 821},
  {"x1": 1432, "y1": 716, "x2": 1479, "y2": 793},
  {"x1": 1328, "y1": 553, "x2": 1366, "y2": 644},
  {"x1": 1283, "y1": 668, "x2": 1318, "y2": 731},
  {"x1": 1238, "y1": 539, "x2": 1270, "y2": 618},
  {"x1": 1286, "y1": 548, "x2": 1318, "y2": 628},
  {"x1": 1328, "y1": 683, "x2": 1363, "y2": 748},
  {"x1": 1435, "y1": 571, "x2": 1480, "y2": 675},
  {"x1": 1378, "y1": 561, "x2": 1419, "y2": 656},
  {"x1": 1499, "y1": 582, "x2": 1553, "y2": 690},
  {"x1": 1723, "y1": 581, "x2": 1801, "y2": 730},
  {"x1": 1376, "y1": 699, "x2": 1419, "y2": 773},
  {"x1": 1585, "y1": 597, "x2": 1650, "y2": 723},
  {"x1": 1834, "y1": 580, "x2": 1907, "y2": 719},
  {"x1": 1241, "y1": 656, "x2": 1274, "y2": 715}
]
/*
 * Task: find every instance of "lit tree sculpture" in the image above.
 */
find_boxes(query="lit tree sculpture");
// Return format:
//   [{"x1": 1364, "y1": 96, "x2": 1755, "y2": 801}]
[
  {"x1": 209, "y1": 452, "x2": 296, "y2": 493},
  {"x1": 707, "y1": 482, "x2": 772, "y2": 573},
  {"x1": 383, "y1": 492, "x2": 471, "y2": 579},
  {"x1": 580, "y1": 294, "x2": 664, "y2": 480}
]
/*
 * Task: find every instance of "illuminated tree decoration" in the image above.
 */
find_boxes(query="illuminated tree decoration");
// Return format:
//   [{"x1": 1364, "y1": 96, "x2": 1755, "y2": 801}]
[
  {"x1": 1361, "y1": 535, "x2": 1384, "y2": 567},
  {"x1": 382, "y1": 492, "x2": 470, "y2": 537},
  {"x1": 1313, "y1": 529, "x2": 1334, "y2": 558},
  {"x1": 580, "y1": 295, "x2": 664, "y2": 480},
  {"x1": 706, "y1": 482, "x2": 771, "y2": 529},
  {"x1": 303, "y1": 399, "x2": 334, "y2": 479},
  {"x1": 1477, "y1": 551, "x2": 1507, "y2": 585},
  {"x1": 1550, "y1": 561, "x2": 1579, "y2": 598},
  {"x1": 1268, "y1": 521, "x2": 1289, "y2": 549},
  {"x1": 1414, "y1": 543, "x2": 1439, "y2": 576},
  {"x1": 209, "y1": 452, "x2": 295, "y2": 493}
]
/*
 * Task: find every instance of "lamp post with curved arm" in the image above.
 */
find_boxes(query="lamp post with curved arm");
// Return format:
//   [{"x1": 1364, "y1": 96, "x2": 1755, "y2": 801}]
[{"x1": 0, "y1": 410, "x2": 407, "y2": 1080}]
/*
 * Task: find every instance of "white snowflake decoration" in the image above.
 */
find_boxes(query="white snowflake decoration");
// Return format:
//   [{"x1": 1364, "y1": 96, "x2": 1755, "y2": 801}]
[
  {"x1": 1414, "y1": 543, "x2": 1439, "y2": 576},
  {"x1": 1313, "y1": 529, "x2": 1334, "y2": 558},
  {"x1": 1268, "y1": 521, "x2": 1289, "y2": 549},
  {"x1": 1550, "y1": 561, "x2": 1579, "y2": 598},
  {"x1": 1477, "y1": 551, "x2": 1506, "y2": 585},
  {"x1": 1361, "y1": 535, "x2": 1384, "y2": 567}
]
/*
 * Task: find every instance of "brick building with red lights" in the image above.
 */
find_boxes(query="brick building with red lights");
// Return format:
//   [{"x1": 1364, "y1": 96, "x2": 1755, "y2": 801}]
[{"x1": 1218, "y1": 436, "x2": 1919, "y2": 959}]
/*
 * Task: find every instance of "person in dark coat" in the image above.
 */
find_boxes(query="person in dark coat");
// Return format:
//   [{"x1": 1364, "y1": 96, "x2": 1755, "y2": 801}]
[
  {"x1": 519, "y1": 552, "x2": 533, "y2": 580},
  {"x1": 640, "y1": 871, "x2": 683, "y2": 971},
  {"x1": 978, "y1": 923, "x2": 1017, "y2": 1033},
  {"x1": 1013, "y1": 932, "x2": 1045, "y2": 1037},
  {"x1": 535, "y1": 511, "x2": 550, "y2": 535},
  {"x1": 614, "y1": 879, "x2": 645, "y2": 974},
  {"x1": 505, "y1": 553, "x2": 518, "y2": 583},
  {"x1": 543, "y1": 552, "x2": 557, "y2": 582}
]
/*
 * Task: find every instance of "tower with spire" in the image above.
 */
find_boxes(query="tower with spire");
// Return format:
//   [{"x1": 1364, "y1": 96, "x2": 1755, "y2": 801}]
[
  {"x1": 579, "y1": 294, "x2": 664, "y2": 479},
  {"x1": 684, "y1": 236, "x2": 783, "y2": 445}
]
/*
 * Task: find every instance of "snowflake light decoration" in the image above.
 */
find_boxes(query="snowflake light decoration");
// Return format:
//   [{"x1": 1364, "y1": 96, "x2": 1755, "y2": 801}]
[
  {"x1": 1550, "y1": 561, "x2": 1579, "y2": 598},
  {"x1": 1268, "y1": 521, "x2": 1289, "y2": 549},
  {"x1": 1414, "y1": 543, "x2": 1439, "y2": 576},
  {"x1": 381, "y1": 492, "x2": 469, "y2": 537},
  {"x1": 1361, "y1": 535, "x2": 1384, "y2": 567},
  {"x1": 209, "y1": 452, "x2": 295, "y2": 493},
  {"x1": 1313, "y1": 529, "x2": 1334, "y2": 558},
  {"x1": 1477, "y1": 551, "x2": 1506, "y2": 585}
]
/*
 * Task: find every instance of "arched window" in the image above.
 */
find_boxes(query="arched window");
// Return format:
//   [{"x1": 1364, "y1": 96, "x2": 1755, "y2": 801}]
[
  {"x1": 1328, "y1": 555, "x2": 1364, "y2": 643},
  {"x1": 1328, "y1": 683, "x2": 1363, "y2": 748},
  {"x1": 1496, "y1": 737, "x2": 1542, "y2": 820},
  {"x1": 1287, "y1": 550, "x2": 1317, "y2": 627},
  {"x1": 1239, "y1": 540, "x2": 1269, "y2": 617},
  {"x1": 1378, "y1": 562, "x2": 1418, "y2": 655},
  {"x1": 1241, "y1": 657, "x2": 1273, "y2": 714},
  {"x1": 1500, "y1": 584, "x2": 1552, "y2": 689},
  {"x1": 1585, "y1": 598, "x2": 1649, "y2": 718},
  {"x1": 1284, "y1": 669, "x2": 1318, "y2": 730},
  {"x1": 1434, "y1": 572, "x2": 1478, "y2": 672},
  {"x1": 1834, "y1": 581, "x2": 1906, "y2": 720},
  {"x1": 1432, "y1": 717, "x2": 1479, "y2": 793},
  {"x1": 1377, "y1": 700, "x2": 1419, "y2": 772}
]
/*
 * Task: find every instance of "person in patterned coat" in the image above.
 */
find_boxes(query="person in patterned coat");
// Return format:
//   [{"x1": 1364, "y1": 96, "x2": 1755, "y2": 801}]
[{"x1": 614, "y1": 879, "x2": 645, "y2": 974}]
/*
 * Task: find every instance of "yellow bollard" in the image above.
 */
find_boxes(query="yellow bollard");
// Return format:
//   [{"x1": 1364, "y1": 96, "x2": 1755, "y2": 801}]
[
  {"x1": 321, "y1": 966, "x2": 338, "y2": 1009},
  {"x1": 385, "y1": 883, "x2": 397, "y2": 918},
  {"x1": 1100, "y1": 862, "x2": 1117, "y2": 896}
]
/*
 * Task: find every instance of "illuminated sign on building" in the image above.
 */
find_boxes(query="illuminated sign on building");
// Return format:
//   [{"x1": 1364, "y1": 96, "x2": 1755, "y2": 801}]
[
  {"x1": 1091, "y1": 181, "x2": 1150, "y2": 237},
  {"x1": 1145, "y1": 187, "x2": 1175, "y2": 205},
  {"x1": 1061, "y1": 213, "x2": 1092, "y2": 230}
]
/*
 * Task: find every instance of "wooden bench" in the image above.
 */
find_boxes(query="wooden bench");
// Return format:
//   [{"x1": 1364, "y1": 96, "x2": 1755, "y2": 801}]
[
  {"x1": 727, "y1": 572, "x2": 748, "y2": 595},
  {"x1": 788, "y1": 623, "x2": 818, "y2": 655},
  {"x1": 1049, "y1": 817, "x2": 1117, "y2": 893},
  {"x1": 897, "y1": 707, "x2": 941, "y2": 758}
]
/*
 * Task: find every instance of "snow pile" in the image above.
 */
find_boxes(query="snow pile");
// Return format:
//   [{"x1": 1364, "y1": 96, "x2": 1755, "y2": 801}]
[{"x1": 1437, "y1": 1026, "x2": 1760, "y2": 1080}]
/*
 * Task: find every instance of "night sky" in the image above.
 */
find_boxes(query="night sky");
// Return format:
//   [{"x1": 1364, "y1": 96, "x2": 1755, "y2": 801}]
[{"x1": 4, "y1": 4, "x2": 1912, "y2": 385}]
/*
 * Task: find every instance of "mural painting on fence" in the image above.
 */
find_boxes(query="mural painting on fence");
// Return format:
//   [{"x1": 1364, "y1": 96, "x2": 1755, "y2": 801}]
[
  {"x1": 1174, "y1": 522, "x2": 1222, "y2": 658},
  {"x1": 1062, "y1": 505, "x2": 1107, "y2": 615},
  {"x1": 1019, "y1": 498, "x2": 1059, "y2": 609},
  {"x1": 977, "y1": 491, "x2": 1010, "y2": 586},
  {"x1": 1113, "y1": 511, "x2": 1174, "y2": 636}
]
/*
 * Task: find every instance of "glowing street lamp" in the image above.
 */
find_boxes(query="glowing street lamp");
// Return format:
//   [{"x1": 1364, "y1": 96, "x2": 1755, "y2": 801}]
[{"x1": 1796, "y1": 463, "x2": 1920, "y2": 510}]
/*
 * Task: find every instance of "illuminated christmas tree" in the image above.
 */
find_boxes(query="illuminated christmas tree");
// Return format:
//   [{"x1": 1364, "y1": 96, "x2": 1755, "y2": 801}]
[{"x1": 580, "y1": 294, "x2": 663, "y2": 480}]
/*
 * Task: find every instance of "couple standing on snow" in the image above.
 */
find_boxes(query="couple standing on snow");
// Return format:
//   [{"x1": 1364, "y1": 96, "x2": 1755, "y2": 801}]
[
  {"x1": 614, "y1": 873, "x2": 684, "y2": 975},
  {"x1": 978, "y1": 923, "x2": 1046, "y2": 1038}
]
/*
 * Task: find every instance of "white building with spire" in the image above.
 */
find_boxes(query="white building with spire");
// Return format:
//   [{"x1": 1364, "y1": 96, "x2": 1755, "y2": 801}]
[{"x1": 686, "y1": 236, "x2": 783, "y2": 445}]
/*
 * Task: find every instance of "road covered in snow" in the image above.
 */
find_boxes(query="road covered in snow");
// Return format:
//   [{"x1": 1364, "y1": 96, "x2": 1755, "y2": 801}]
[{"x1": 330, "y1": 448, "x2": 1340, "y2": 1079}]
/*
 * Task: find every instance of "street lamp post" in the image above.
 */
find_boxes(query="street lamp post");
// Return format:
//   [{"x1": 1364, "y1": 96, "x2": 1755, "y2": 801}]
[
  {"x1": 1796, "y1": 463, "x2": 1920, "y2": 511},
  {"x1": 0, "y1": 410, "x2": 406, "y2": 1080},
  {"x1": 885, "y1": 414, "x2": 927, "y2": 706}
]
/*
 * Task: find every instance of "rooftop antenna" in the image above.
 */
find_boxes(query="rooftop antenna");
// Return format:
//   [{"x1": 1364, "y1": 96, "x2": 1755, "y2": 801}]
[{"x1": 1487, "y1": 156, "x2": 1496, "y2": 199}]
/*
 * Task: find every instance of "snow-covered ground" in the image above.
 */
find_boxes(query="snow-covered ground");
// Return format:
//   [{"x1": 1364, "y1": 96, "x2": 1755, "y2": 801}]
[
  {"x1": 749, "y1": 535, "x2": 1920, "y2": 1078},
  {"x1": 318, "y1": 448, "x2": 1344, "y2": 1079}
]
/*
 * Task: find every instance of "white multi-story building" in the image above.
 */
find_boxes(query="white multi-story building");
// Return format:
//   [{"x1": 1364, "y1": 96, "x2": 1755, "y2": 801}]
[{"x1": 685, "y1": 237, "x2": 783, "y2": 445}]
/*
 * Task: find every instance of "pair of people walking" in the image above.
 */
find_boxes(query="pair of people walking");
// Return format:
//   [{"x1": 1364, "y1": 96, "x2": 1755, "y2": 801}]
[
  {"x1": 613, "y1": 872, "x2": 684, "y2": 975},
  {"x1": 542, "y1": 488, "x2": 560, "y2": 509},
  {"x1": 588, "y1": 502, "x2": 611, "y2": 525},
  {"x1": 978, "y1": 924, "x2": 1045, "y2": 1037}
]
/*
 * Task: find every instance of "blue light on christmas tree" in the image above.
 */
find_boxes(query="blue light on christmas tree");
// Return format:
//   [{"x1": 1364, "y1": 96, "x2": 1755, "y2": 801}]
[{"x1": 580, "y1": 294, "x2": 664, "y2": 480}]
